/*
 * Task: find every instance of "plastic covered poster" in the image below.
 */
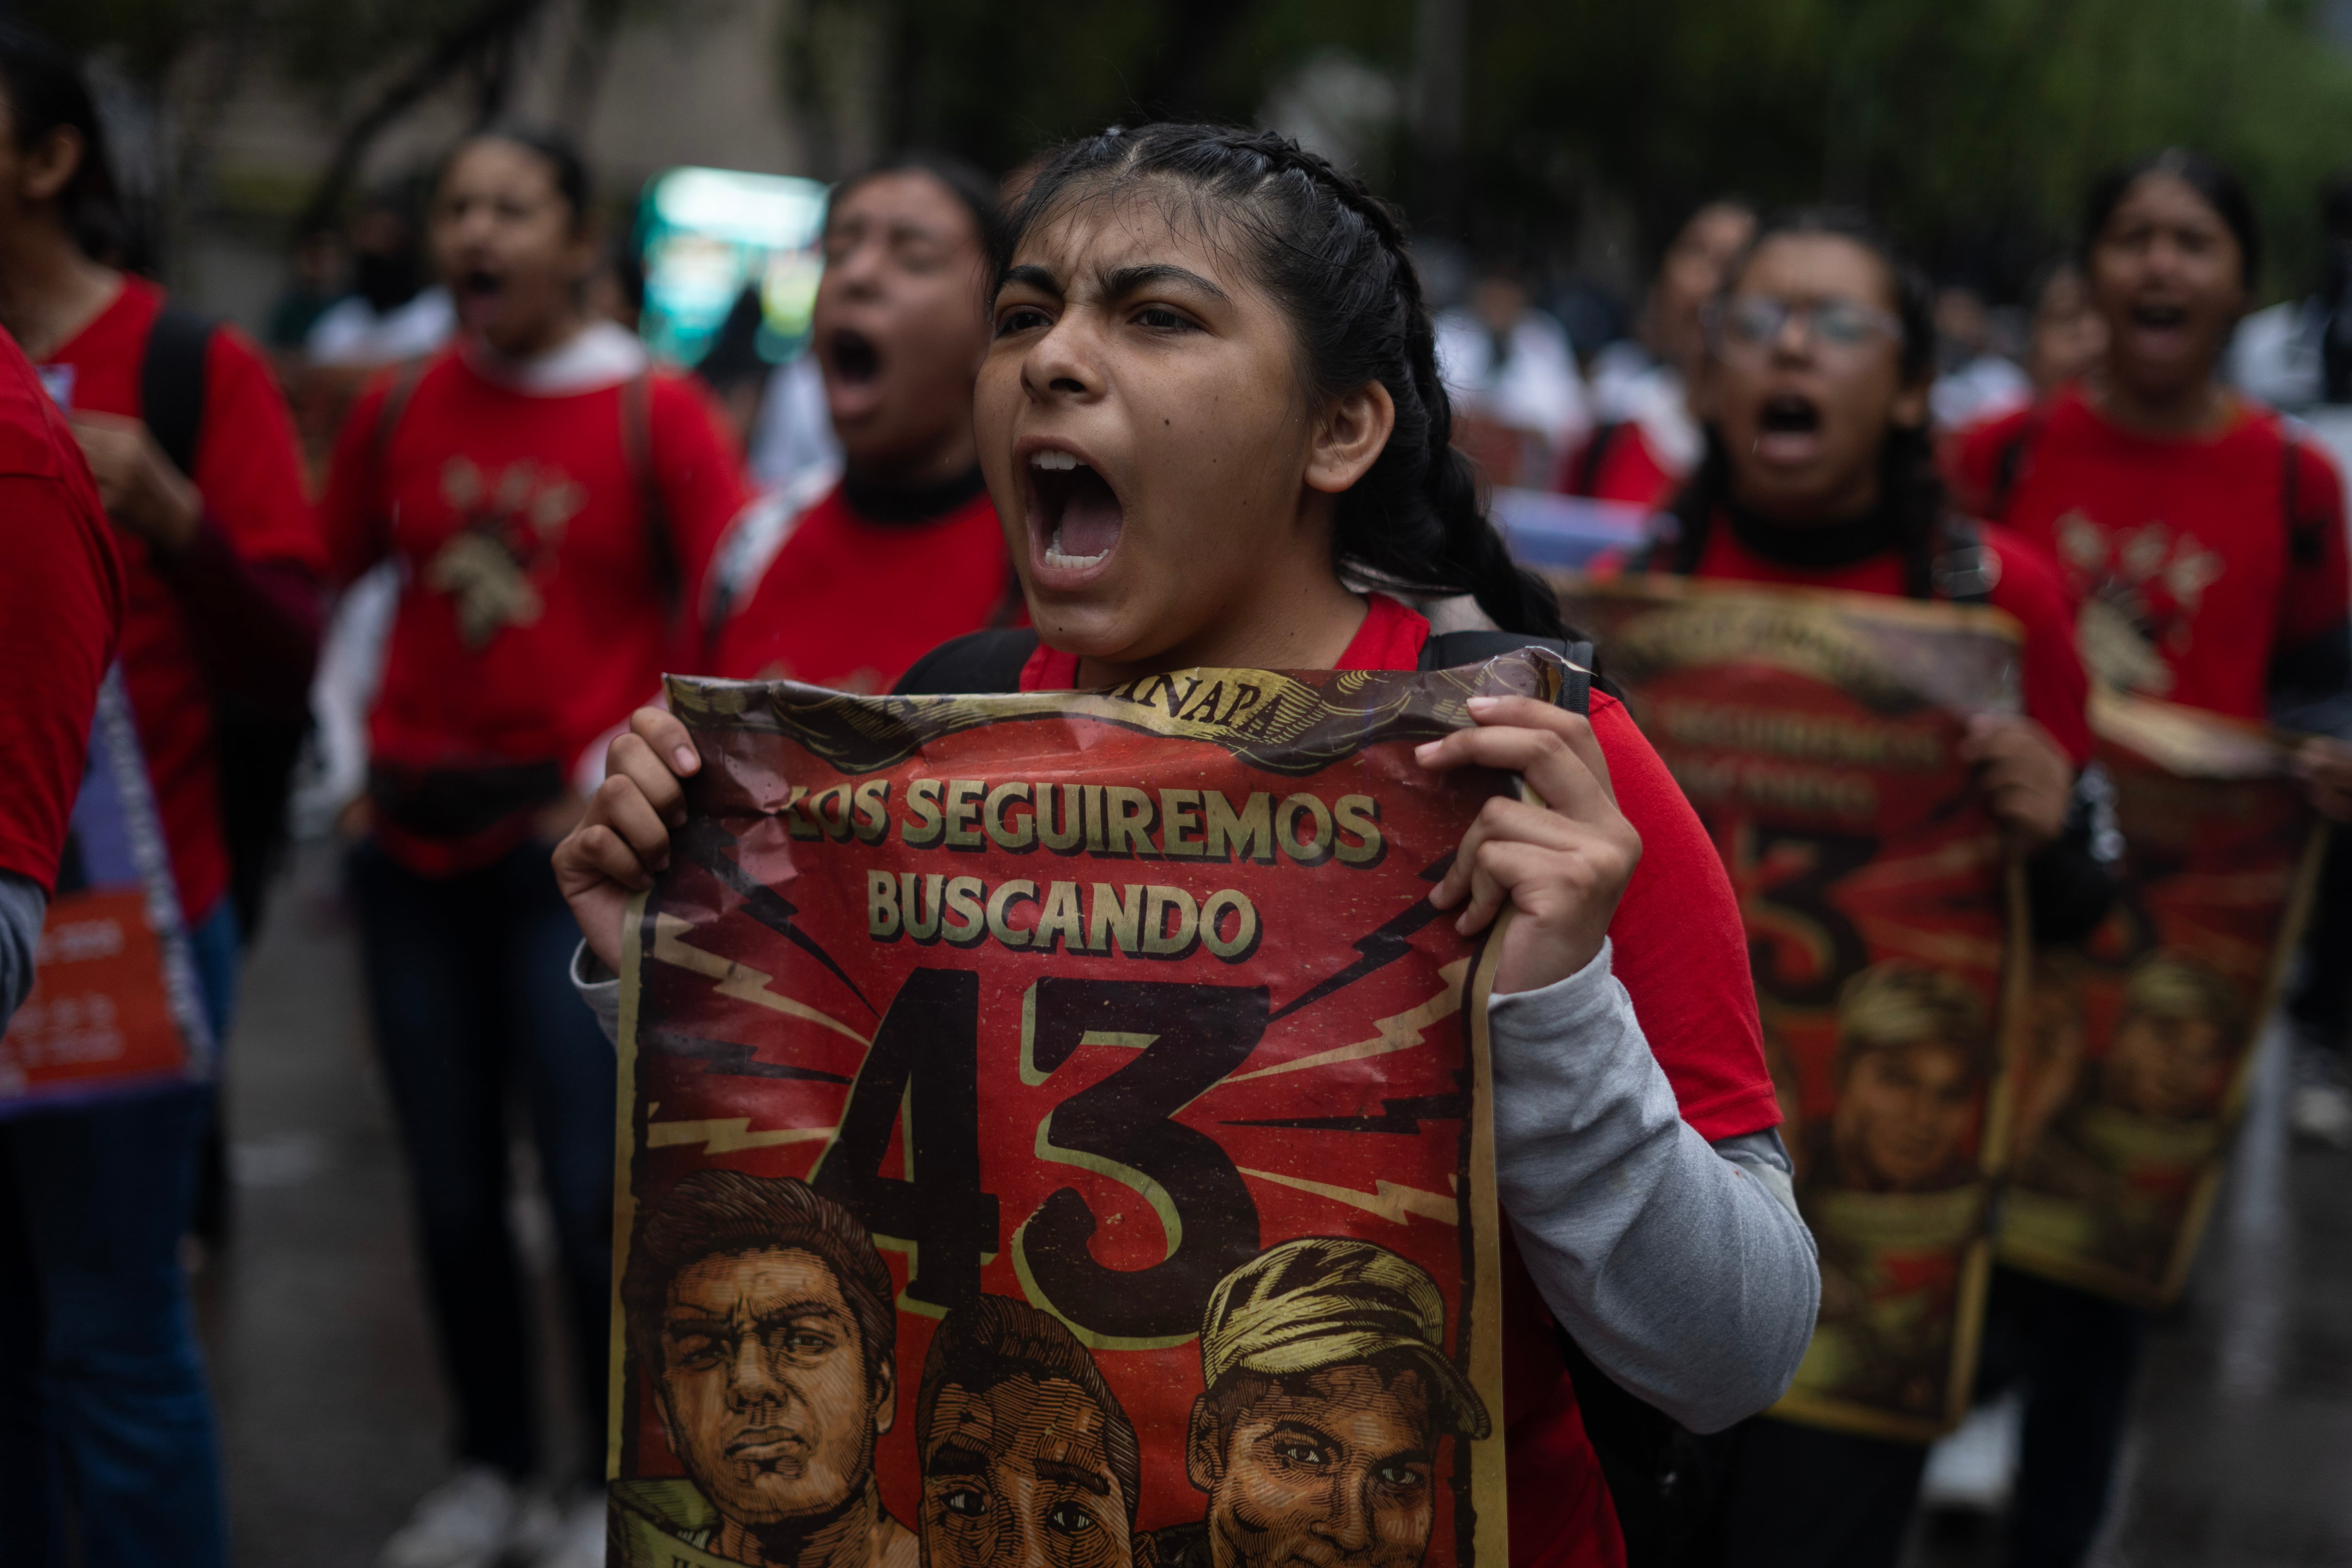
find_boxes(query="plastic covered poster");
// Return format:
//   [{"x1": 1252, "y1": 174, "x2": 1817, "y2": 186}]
[
  {"x1": 0, "y1": 669, "x2": 213, "y2": 1114},
  {"x1": 606, "y1": 651, "x2": 1584, "y2": 1568},
  {"x1": 1999, "y1": 691, "x2": 2325, "y2": 1307},
  {"x1": 1557, "y1": 576, "x2": 2025, "y2": 1441}
]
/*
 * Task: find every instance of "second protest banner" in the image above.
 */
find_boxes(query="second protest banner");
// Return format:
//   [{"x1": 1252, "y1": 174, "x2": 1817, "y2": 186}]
[
  {"x1": 1999, "y1": 691, "x2": 2324, "y2": 1307},
  {"x1": 1558, "y1": 576, "x2": 2024, "y2": 1441}
]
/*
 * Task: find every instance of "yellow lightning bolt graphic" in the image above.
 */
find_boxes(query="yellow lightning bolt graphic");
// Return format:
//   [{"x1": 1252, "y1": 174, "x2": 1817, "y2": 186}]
[
  {"x1": 1224, "y1": 959, "x2": 1468, "y2": 1083},
  {"x1": 1238, "y1": 1167, "x2": 1459, "y2": 1226},
  {"x1": 651, "y1": 913, "x2": 869, "y2": 1046},
  {"x1": 646, "y1": 1119, "x2": 839, "y2": 1155}
]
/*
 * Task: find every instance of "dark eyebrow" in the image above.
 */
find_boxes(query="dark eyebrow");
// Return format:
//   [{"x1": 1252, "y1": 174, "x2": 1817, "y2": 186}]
[
  {"x1": 1033, "y1": 1457, "x2": 1112, "y2": 1497},
  {"x1": 1102, "y1": 263, "x2": 1229, "y2": 304},
  {"x1": 1001, "y1": 263, "x2": 1062, "y2": 298},
  {"x1": 925, "y1": 1442, "x2": 993, "y2": 1480}
]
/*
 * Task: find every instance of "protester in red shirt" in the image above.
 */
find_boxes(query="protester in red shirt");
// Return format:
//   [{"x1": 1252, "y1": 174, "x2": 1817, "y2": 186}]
[
  {"x1": 1561, "y1": 199, "x2": 1756, "y2": 512},
  {"x1": 1637, "y1": 208, "x2": 2116, "y2": 1568},
  {"x1": 705, "y1": 153, "x2": 1014, "y2": 692},
  {"x1": 1952, "y1": 152, "x2": 2352, "y2": 746},
  {"x1": 558, "y1": 124, "x2": 1820, "y2": 1568},
  {"x1": 0, "y1": 321, "x2": 119, "y2": 979},
  {"x1": 318, "y1": 125, "x2": 744, "y2": 1568},
  {"x1": 0, "y1": 26, "x2": 318, "y2": 1565}
]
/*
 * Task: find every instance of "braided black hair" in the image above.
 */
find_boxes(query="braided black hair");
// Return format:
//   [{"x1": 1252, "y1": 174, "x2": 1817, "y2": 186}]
[
  {"x1": 998, "y1": 124, "x2": 1565, "y2": 638},
  {"x1": 1667, "y1": 207, "x2": 1951, "y2": 599}
]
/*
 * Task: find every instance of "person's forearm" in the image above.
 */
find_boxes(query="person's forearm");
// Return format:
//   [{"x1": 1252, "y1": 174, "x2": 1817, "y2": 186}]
[
  {"x1": 0, "y1": 872, "x2": 49, "y2": 1030},
  {"x1": 155, "y1": 516, "x2": 323, "y2": 719},
  {"x1": 1489, "y1": 942, "x2": 1819, "y2": 1434}
]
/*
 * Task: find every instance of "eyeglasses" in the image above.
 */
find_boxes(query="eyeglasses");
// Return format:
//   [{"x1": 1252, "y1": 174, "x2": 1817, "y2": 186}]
[{"x1": 1708, "y1": 294, "x2": 1902, "y2": 358}]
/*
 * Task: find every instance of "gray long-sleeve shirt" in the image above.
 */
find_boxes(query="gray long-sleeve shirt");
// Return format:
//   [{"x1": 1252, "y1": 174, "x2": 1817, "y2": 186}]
[{"x1": 570, "y1": 934, "x2": 1818, "y2": 1433}]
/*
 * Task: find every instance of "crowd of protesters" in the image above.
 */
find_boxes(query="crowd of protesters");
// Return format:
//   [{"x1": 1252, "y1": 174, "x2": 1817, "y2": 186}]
[{"x1": 1, "y1": 16, "x2": 2350, "y2": 1568}]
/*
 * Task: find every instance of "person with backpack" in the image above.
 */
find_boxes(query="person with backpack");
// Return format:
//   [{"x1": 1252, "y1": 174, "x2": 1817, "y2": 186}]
[
  {"x1": 0, "y1": 25, "x2": 321, "y2": 1564},
  {"x1": 704, "y1": 152, "x2": 1016, "y2": 693},
  {"x1": 1939, "y1": 153, "x2": 2352, "y2": 1567},
  {"x1": 1639, "y1": 207, "x2": 2113, "y2": 1568},
  {"x1": 556, "y1": 123, "x2": 1823, "y2": 1568},
  {"x1": 318, "y1": 125, "x2": 745, "y2": 1568}
]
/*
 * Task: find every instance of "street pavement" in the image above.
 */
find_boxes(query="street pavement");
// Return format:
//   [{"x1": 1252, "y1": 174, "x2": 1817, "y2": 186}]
[{"x1": 197, "y1": 844, "x2": 2352, "y2": 1567}]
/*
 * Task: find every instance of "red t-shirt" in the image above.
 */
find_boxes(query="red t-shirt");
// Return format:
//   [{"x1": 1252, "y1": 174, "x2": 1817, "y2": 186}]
[
  {"x1": 42, "y1": 277, "x2": 322, "y2": 920},
  {"x1": 711, "y1": 479, "x2": 1014, "y2": 692},
  {"x1": 323, "y1": 347, "x2": 746, "y2": 875},
  {"x1": 1687, "y1": 520, "x2": 2095, "y2": 766},
  {"x1": 1025, "y1": 593, "x2": 1778, "y2": 1568},
  {"x1": 0, "y1": 327, "x2": 124, "y2": 894},
  {"x1": 1951, "y1": 386, "x2": 2352, "y2": 721},
  {"x1": 1559, "y1": 422, "x2": 1683, "y2": 512}
]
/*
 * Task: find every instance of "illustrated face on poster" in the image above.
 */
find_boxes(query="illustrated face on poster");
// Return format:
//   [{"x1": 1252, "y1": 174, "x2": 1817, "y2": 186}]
[
  {"x1": 1557, "y1": 576, "x2": 2022, "y2": 1440},
  {"x1": 610, "y1": 658, "x2": 1556, "y2": 1568},
  {"x1": 2000, "y1": 694, "x2": 2320, "y2": 1308}
]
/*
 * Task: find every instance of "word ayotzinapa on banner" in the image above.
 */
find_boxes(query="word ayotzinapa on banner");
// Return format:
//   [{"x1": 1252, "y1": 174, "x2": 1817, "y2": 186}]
[
  {"x1": 0, "y1": 669, "x2": 213, "y2": 1114},
  {"x1": 2000, "y1": 690, "x2": 2325, "y2": 1307},
  {"x1": 1557, "y1": 574, "x2": 2026, "y2": 1442},
  {"x1": 606, "y1": 652, "x2": 1583, "y2": 1568}
]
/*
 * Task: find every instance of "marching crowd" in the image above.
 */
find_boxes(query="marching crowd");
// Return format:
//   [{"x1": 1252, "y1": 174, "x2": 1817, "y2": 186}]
[{"x1": 0, "y1": 17, "x2": 2348, "y2": 1568}]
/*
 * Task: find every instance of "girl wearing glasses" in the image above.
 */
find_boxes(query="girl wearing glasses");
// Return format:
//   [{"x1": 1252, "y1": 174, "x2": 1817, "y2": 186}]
[{"x1": 1646, "y1": 209, "x2": 2114, "y2": 1568}]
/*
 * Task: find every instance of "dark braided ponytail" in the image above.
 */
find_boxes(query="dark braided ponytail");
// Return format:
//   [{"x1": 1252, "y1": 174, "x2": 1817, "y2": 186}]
[
  {"x1": 1667, "y1": 207, "x2": 1948, "y2": 598},
  {"x1": 998, "y1": 124, "x2": 1565, "y2": 638}
]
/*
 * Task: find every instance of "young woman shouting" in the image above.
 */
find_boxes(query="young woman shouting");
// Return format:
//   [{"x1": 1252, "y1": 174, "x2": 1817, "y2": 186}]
[
  {"x1": 558, "y1": 124, "x2": 1820, "y2": 1568},
  {"x1": 1653, "y1": 209, "x2": 2111, "y2": 1568},
  {"x1": 705, "y1": 154, "x2": 1015, "y2": 692},
  {"x1": 319, "y1": 126, "x2": 744, "y2": 1568}
]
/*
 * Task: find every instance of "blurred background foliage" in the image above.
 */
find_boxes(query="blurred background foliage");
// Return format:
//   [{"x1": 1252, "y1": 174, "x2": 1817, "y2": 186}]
[{"x1": 16, "y1": 0, "x2": 2352, "y2": 299}]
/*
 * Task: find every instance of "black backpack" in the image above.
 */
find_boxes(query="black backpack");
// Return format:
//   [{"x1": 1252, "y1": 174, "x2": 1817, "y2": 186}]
[{"x1": 142, "y1": 306, "x2": 309, "y2": 945}]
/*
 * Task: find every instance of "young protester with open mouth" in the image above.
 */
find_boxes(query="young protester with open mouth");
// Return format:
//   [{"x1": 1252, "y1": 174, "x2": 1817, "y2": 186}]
[
  {"x1": 703, "y1": 154, "x2": 1015, "y2": 694},
  {"x1": 556, "y1": 123, "x2": 1823, "y2": 1568},
  {"x1": 318, "y1": 125, "x2": 745, "y2": 1568},
  {"x1": 1941, "y1": 151, "x2": 2352, "y2": 1568},
  {"x1": 0, "y1": 24, "x2": 323, "y2": 1565},
  {"x1": 1648, "y1": 207, "x2": 2115, "y2": 1568}
]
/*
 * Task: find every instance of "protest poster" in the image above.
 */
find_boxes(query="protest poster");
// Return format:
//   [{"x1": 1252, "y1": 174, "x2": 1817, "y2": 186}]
[
  {"x1": 1556, "y1": 575, "x2": 2025, "y2": 1441},
  {"x1": 1998, "y1": 690, "x2": 2325, "y2": 1308},
  {"x1": 606, "y1": 651, "x2": 1582, "y2": 1568},
  {"x1": 0, "y1": 669, "x2": 214, "y2": 1114}
]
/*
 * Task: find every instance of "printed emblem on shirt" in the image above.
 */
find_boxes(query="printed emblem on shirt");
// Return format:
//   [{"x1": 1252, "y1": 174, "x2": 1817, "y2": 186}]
[
  {"x1": 424, "y1": 456, "x2": 585, "y2": 647},
  {"x1": 2052, "y1": 509, "x2": 2223, "y2": 696}
]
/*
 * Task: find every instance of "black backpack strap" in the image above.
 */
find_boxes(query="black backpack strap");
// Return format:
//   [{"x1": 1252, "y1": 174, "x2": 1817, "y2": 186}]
[
  {"x1": 1984, "y1": 404, "x2": 2048, "y2": 522},
  {"x1": 893, "y1": 629, "x2": 1041, "y2": 695},
  {"x1": 620, "y1": 371, "x2": 682, "y2": 612},
  {"x1": 1929, "y1": 514, "x2": 2001, "y2": 606},
  {"x1": 139, "y1": 305, "x2": 216, "y2": 478},
  {"x1": 2281, "y1": 429, "x2": 2328, "y2": 566},
  {"x1": 1419, "y1": 630, "x2": 1597, "y2": 716},
  {"x1": 1565, "y1": 421, "x2": 1624, "y2": 498}
]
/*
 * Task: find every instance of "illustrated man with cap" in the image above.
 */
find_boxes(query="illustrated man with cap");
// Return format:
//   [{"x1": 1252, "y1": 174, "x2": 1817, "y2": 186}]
[{"x1": 1147, "y1": 1237, "x2": 1491, "y2": 1568}]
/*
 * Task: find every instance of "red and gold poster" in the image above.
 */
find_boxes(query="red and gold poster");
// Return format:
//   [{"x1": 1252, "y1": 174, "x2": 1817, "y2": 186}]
[
  {"x1": 1557, "y1": 576, "x2": 2024, "y2": 1441},
  {"x1": 0, "y1": 670, "x2": 212, "y2": 1114},
  {"x1": 1998, "y1": 691, "x2": 2325, "y2": 1308},
  {"x1": 607, "y1": 653, "x2": 1577, "y2": 1568}
]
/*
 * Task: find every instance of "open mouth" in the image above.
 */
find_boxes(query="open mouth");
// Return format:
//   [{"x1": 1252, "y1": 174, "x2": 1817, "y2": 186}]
[
  {"x1": 2127, "y1": 302, "x2": 2188, "y2": 332},
  {"x1": 1751, "y1": 392, "x2": 1823, "y2": 465},
  {"x1": 1759, "y1": 394, "x2": 1821, "y2": 436},
  {"x1": 829, "y1": 327, "x2": 881, "y2": 384},
  {"x1": 1027, "y1": 449, "x2": 1124, "y2": 572},
  {"x1": 456, "y1": 268, "x2": 503, "y2": 307}
]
